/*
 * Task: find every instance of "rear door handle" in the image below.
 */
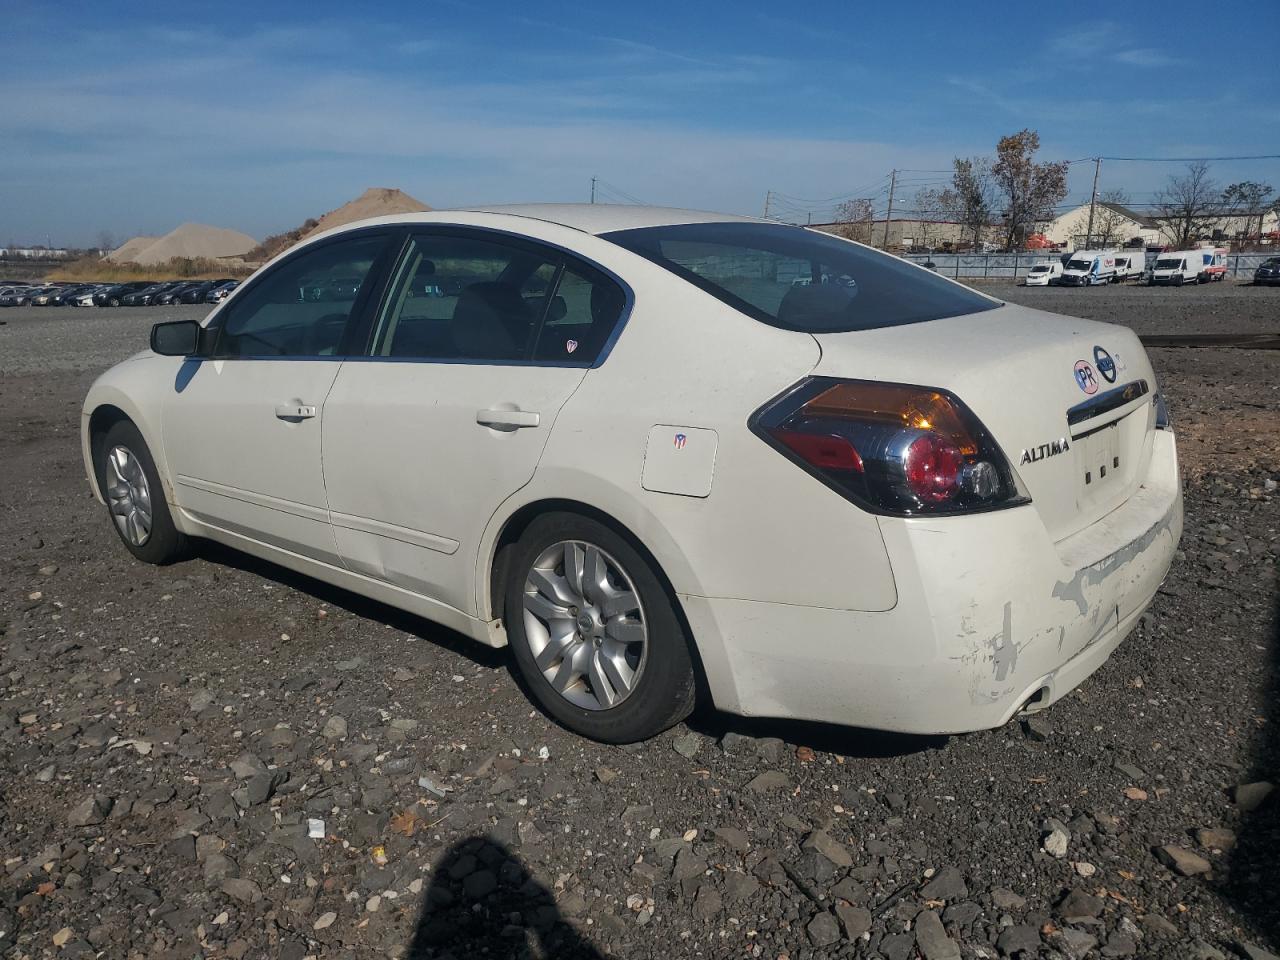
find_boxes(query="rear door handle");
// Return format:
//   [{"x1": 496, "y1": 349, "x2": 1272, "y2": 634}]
[
  {"x1": 275, "y1": 402, "x2": 317, "y2": 421},
  {"x1": 476, "y1": 408, "x2": 540, "y2": 430}
]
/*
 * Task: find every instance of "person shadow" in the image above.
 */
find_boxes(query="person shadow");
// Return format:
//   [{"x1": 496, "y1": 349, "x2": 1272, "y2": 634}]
[{"x1": 406, "y1": 836, "x2": 606, "y2": 960}]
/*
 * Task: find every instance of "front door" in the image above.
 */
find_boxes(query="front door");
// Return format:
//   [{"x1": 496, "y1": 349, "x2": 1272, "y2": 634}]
[
  {"x1": 163, "y1": 231, "x2": 391, "y2": 564},
  {"x1": 322, "y1": 229, "x2": 629, "y2": 614}
]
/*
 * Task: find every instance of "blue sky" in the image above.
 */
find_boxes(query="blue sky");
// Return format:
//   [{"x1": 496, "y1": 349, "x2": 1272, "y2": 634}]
[{"x1": 4, "y1": 0, "x2": 1278, "y2": 246}]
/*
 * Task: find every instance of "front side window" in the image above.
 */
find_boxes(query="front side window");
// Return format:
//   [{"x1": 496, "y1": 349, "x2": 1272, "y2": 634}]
[
  {"x1": 604, "y1": 221, "x2": 998, "y2": 333},
  {"x1": 374, "y1": 232, "x2": 626, "y2": 364},
  {"x1": 214, "y1": 234, "x2": 386, "y2": 357}
]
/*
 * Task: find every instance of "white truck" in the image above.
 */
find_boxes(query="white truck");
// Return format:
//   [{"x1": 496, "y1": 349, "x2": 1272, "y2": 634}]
[
  {"x1": 1060, "y1": 249, "x2": 1127, "y2": 286},
  {"x1": 1024, "y1": 261, "x2": 1063, "y2": 286},
  {"x1": 1149, "y1": 251, "x2": 1202, "y2": 286}
]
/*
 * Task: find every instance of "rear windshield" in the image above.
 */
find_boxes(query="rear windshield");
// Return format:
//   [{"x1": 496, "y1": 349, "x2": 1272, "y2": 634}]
[{"x1": 602, "y1": 221, "x2": 999, "y2": 333}]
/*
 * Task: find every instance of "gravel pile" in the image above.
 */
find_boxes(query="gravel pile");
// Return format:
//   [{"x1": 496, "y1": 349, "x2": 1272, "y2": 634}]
[
  {"x1": 106, "y1": 224, "x2": 256, "y2": 266},
  {"x1": 0, "y1": 291, "x2": 1277, "y2": 959}
]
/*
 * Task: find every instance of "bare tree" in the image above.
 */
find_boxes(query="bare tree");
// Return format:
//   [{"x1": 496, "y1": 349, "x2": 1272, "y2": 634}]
[
  {"x1": 1221, "y1": 180, "x2": 1274, "y2": 248},
  {"x1": 1069, "y1": 189, "x2": 1135, "y2": 248},
  {"x1": 991, "y1": 129, "x2": 1069, "y2": 250},
  {"x1": 906, "y1": 188, "x2": 956, "y2": 250},
  {"x1": 95, "y1": 230, "x2": 116, "y2": 254},
  {"x1": 944, "y1": 158, "x2": 996, "y2": 252},
  {"x1": 832, "y1": 198, "x2": 875, "y2": 244},
  {"x1": 1155, "y1": 162, "x2": 1219, "y2": 249}
]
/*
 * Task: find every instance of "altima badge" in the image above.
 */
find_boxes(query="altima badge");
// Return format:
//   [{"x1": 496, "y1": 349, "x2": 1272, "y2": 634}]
[{"x1": 1019, "y1": 438, "x2": 1070, "y2": 465}]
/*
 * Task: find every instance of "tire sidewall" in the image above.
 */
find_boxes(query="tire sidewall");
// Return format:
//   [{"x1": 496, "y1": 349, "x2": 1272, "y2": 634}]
[
  {"x1": 97, "y1": 421, "x2": 186, "y2": 564},
  {"x1": 504, "y1": 513, "x2": 696, "y2": 743}
]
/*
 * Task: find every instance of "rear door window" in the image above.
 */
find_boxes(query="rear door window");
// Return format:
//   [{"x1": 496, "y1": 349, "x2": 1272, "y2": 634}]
[{"x1": 373, "y1": 232, "x2": 627, "y2": 365}]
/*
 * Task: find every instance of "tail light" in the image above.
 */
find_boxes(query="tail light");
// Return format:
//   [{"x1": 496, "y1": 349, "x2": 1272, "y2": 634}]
[{"x1": 751, "y1": 377, "x2": 1029, "y2": 516}]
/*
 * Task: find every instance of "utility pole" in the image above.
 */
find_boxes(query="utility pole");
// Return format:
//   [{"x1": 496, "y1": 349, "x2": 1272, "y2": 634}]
[
  {"x1": 590, "y1": 177, "x2": 597, "y2": 204},
  {"x1": 1084, "y1": 157, "x2": 1101, "y2": 248},
  {"x1": 882, "y1": 170, "x2": 897, "y2": 250},
  {"x1": 762, "y1": 190, "x2": 773, "y2": 219}
]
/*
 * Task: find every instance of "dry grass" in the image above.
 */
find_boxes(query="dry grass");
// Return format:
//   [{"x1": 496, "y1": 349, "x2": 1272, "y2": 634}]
[{"x1": 47, "y1": 256, "x2": 255, "y2": 283}]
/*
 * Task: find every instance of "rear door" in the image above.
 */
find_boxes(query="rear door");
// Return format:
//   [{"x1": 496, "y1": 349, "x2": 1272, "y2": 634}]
[
  {"x1": 162, "y1": 231, "x2": 393, "y2": 563},
  {"x1": 321, "y1": 228, "x2": 630, "y2": 615}
]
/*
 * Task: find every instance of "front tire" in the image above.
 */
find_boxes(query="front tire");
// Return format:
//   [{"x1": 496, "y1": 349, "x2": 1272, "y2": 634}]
[
  {"x1": 504, "y1": 513, "x2": 697, "y2": 743},
  {"x1": 96, "y1": 421, "x2": 188, "y2": 564}
]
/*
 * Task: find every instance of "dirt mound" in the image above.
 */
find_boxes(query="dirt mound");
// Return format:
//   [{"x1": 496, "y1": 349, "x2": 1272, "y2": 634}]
[
  {"x1": 304, "y1": 187, "x2": 431, "y2": 238},
  {"x1": 105, "y1": 236, "x2": 159, "y2": 263},
  {"x1": 246, "y1": 187, "x2": 430, "y2": 263},
  {"x1": 108, "y1": 224, "x2": 257, "y2": 266}
]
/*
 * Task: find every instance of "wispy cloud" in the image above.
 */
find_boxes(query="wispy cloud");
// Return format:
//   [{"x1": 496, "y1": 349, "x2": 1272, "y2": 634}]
[
  {"x1": 1112, "y1": 47, "x2": 1178, "y2": 67},
  {"x1": 1047, "y1": 21, "x2": 1178, "y2": 69}
]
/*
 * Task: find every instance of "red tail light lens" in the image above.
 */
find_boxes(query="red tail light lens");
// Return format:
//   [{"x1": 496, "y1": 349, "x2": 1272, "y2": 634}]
[
  {"x1": 751, "y1": 377, "x2": 1029, "y2": 516},
  {"x1": 904, "y1": 434, "x2": 963, "y2": 503}
]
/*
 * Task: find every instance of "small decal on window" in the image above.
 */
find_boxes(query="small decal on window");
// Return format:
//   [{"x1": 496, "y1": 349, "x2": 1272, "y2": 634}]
[
  {"x1": 673, "y1": 433, "x2": 687, "y2": 449},
  {"x1": 565, "y1": 339, "x2": 579, "y2": 354}
]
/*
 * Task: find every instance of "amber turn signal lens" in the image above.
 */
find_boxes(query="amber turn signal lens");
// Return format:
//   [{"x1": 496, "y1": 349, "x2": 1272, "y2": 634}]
[{"x1": 803, "y1": 383, "x2": 979, "y2": 457}]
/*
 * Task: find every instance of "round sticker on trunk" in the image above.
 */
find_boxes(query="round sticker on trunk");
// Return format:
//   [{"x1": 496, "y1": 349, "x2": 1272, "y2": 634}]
[
  {"x1": 1073, "y1": 360, "x2": 1098, "y2": 394},
  {"x1": 1093, "y1": 345, "x2": 1117, "y2": 383}
]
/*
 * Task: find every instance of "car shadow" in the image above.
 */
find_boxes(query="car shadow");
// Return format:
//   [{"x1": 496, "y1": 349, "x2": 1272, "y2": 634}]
[
  {"x1": 190, "y1": 540, "x2": 946, "y2": 761},
  {"x1": 405, "y1": 836, "x2": 606, "y2": 959},
  {"x1": 189, "y1": 540, "x2": 508, "y2": 671},
  {"x1": 685, "y1": 706, "x2": 948, "y2": 760},
  {"x1": 1222, "y1": 591, "x2": 1280, "y2": 946}
]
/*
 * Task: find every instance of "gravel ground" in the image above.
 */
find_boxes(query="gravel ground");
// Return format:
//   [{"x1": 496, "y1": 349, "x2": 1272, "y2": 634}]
[
  {"x1": 1, "y1": 293, "x2": 1277, "y2": 960},
  {"x1": 998, "y1": 279, "x2": 1280, "y2": 336}
]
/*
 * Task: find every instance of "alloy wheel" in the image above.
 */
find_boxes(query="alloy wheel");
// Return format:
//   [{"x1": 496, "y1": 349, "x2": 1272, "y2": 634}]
[
  {"x1": 105, "y1": 445, "x2": 153, "y2": 546},
  {"x1": 522, "y1": 540, "x2": 647, "y2": 711}
]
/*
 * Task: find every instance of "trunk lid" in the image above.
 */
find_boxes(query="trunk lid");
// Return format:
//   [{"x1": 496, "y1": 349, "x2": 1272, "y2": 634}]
[{"x1": 809, "y1": 302, "x2": 1158, "y2": 542}]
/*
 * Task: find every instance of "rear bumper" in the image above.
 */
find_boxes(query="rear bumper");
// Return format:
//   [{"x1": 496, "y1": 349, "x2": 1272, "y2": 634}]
[{"x1": 684, "y1": 430, "x2": 1182, "y2": 734}]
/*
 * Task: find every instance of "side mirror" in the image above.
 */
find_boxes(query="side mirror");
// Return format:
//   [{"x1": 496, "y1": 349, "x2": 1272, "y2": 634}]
[{"x1": 151, "y1": 319, "x2": 201, "y2": 356}]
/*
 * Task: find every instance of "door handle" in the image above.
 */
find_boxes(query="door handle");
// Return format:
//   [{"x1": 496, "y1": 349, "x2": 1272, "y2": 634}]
[
  {"x1": 476, "y1": 408, "x2": 540, "y2": 430},
  {"x1": 275, "y1": 402, "x2": 317, "y2": 421}
]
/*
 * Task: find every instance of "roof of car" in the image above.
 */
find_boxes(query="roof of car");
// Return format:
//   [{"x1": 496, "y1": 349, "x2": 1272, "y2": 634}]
[{"x1": 456, "y1": 203, "x2": 763, "y2": 235}]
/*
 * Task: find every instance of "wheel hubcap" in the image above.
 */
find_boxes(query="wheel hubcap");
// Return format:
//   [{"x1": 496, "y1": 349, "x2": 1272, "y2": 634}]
[
  {"x1": 105, "y1": 445, "x2": 153, "y2": 546},
  {"x1": 522, "y1": 540, "x2": 647, "y2": 711}
]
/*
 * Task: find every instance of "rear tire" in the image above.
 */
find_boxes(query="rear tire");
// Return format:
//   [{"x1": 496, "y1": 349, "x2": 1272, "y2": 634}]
[
  {"x1": 108, "y1": 297, "x2": 120, "y2": 307},
  {"x1": 504, "y1": 513, "x2": 697, "y2": 743},
  {"x1": 96, "y1": 421, "x2": 188, "y2": 564}
]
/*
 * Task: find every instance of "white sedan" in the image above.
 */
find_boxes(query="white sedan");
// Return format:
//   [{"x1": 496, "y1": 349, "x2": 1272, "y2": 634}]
[{"x1": 81, "y1": 205, "x2": 1182, "y2": 742}]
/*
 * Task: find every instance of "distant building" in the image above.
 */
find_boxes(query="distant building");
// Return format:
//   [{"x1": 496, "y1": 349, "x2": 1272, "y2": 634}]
[
  {"x1": 1043, "y1": 202, "x2": 1279, "y2": 250},
  {"x1": 1042, "y1": 202, "x2": 1162, "y2": 250},
  {"x1": 809, "y1": 218, "x2": 977, "y2": 250}
]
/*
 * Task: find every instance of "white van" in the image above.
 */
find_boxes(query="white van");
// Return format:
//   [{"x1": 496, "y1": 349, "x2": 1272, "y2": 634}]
[
  {"x1": 1111, "y1": 252, "x2": 1146, "y2": 283},
  {"x1": 1149, "y1": 251, "x2": 1202, "y2": 286},
  {"x1": 1024, "y1": 261, "x2": 1063, "y2": 286},
  {"x1": 1060, "y1": 250, "x2": 1121, "y2": 286}
]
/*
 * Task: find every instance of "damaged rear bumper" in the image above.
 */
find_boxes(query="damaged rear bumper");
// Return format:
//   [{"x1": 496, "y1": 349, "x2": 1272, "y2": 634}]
[{"x1": 681, "y1": 431, "x2": 1182, "y2": 734}]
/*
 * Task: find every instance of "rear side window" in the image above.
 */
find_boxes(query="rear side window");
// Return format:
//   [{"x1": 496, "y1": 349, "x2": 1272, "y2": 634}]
[
  {"x1": 373, "y1": 232, "x2": 626, "y2": 364},
  {"x1": 604, "y1": 221, "x2": 998, "y2": 332},
  {"x1": 215, "y1": 234, "x2": 386, "y2": 357}
]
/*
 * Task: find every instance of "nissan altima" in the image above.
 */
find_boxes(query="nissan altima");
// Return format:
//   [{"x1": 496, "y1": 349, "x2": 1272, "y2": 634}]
[{"x1": 81, "y1": 205, "x2": 1182, "y2": 742}]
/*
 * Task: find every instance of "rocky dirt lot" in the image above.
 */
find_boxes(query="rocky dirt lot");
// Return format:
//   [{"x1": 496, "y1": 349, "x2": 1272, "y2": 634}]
[{"x1": 1, "y1": 289, "x2": 1277, "y2": 960}]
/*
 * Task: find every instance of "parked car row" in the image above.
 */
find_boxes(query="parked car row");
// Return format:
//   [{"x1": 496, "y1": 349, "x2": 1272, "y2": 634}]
[{"x1": 0, "y1": 279, "x2": 240, "y2": 307}]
